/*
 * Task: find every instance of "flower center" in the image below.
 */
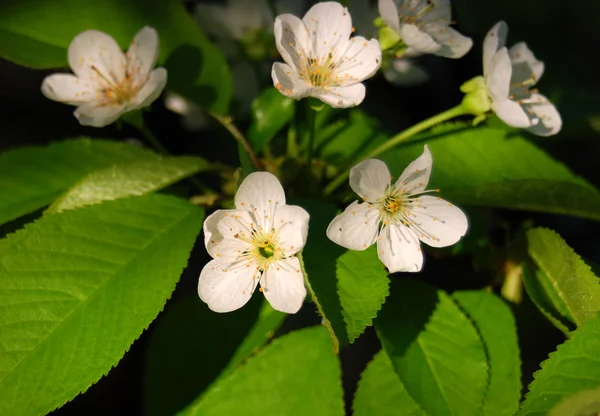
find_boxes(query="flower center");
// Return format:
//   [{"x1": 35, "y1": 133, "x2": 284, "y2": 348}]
[
  {"x1": 258, "y1": 241, "x2": 276, "y2": 259},
  {"x1": 306, "y1": 56, "x2": 337, "y2": 87},
  {"x1": 91, "y1": 65, "x2": 145, "y2": 106},
  {"x1": 383, "y1": 195, "x2": 402, "y2": 214}
]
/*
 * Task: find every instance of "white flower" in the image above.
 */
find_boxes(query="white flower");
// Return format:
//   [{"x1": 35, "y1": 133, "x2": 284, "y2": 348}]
[
  {"x1": 383, "y1": 55, "x2": 429, "y2": 87},
  {"x1": 272, "y1": 1, "x2": 382, "y2": 108},
  {"x1": 326, "y1": 146, "x2": 467, "y2": 272},
  {"x1": 41, "y1": 27, "x2": 167, "y2": 128},
  {"x1": 378, "y1": 0, "x2": 472, "y2": 59},
  {"x1": 483, "y1": 21, "x2": 561, "y2": 136},
  {"x1": 198, "y1": 172, "x2": 309, "y2": 314}
]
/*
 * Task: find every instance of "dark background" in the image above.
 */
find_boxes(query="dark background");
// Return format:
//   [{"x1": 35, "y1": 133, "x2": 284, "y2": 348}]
[{"x1": 1, "y1": 0, "x2": 599, "y2": 414}]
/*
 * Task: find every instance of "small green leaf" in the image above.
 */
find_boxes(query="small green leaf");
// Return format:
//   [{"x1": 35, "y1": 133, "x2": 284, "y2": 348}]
[
  {"x1": 0, "y1": 194, "x2": 204, "y2": 416},
  {"x1": 0, "y1": 0, "x2": 232, "y2": 111},
  {"x1": 376, "y1": 280, "x2": 488, "y2": 416},
  {"x1": 0, "y1": 139, "x2": 159, "y2": 226},
  {"x1": 453, "y1": 291, "x2": 522, "y2": 416},
  {"x1": 247, "y1": 88, "x2": 295, "y2": 152},
  {"x1": 353, "y1": 350, "x2": 426, "y2": 416},
  {"x1": 336, "y1": 247, "x2": 389, "y2": 343},
  {"x1": 518, "y1": 315, "x2": 600, "y2": 415},
  {"x1": 526, "y1": 228, "x2": 600, "y2": 327},
  {"x1": 145, "y1": 294, "x2": 285, "y2": 416},
  {"x1": 381, "y1": 126, "x2": 600, "y2": 221},
  {"x1": 548, "y1": 387, "x2": 600, "y2": 416},
  {"x1": 179, "y1": 326, "x2": 344, "y2": 416},
  {"x1": 48, "y1": 156, "x2": 209, "y2": 213}
]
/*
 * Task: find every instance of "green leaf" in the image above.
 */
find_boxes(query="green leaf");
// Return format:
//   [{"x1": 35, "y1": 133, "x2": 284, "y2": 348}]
[
  {"x1": 145, "y1": 294, "x2": 285, "y2": 416},
  {"x1": 0, "y1": 139, "x2": 159, "y2": 226},
  {"x1": 526, "y1": 228, "x2": 600, "y2": 327},
  {"x1": 179, "y1": 326, "x2": 344, "y2": 416},
  {"x1": 376, "y1": 280, "x2": 488, "y2": 416},
  {"x1": 453, "y1": 291, "x2": 521, "y2": 416},
  {"x1": 247, "y1": 88, "x2": 295, "y2": 152},
  {"x1": 336, "y1": 247, "x2": 389, "y2": 343},
  {"x1": 380, "y1": 126, "x2": 600, "y2": 221},
  {"x1": 0, "y1": 194, "x2": 203, "y2": 416},
  {"x1": 518, "y1": 314, "x2": 600, "y2": 415},
  {"x1": 353, "y1": 350, "x2": 426, "y2": 416},
  {"x1": 0, "y1": 0, "x2": 232, "y2": 112},
  {"x1": 48, "y1": 156, "x2": 209, "y2": 213},
  {"x1": 548, "y1": 387, "x2": 600, "y2": 416}
]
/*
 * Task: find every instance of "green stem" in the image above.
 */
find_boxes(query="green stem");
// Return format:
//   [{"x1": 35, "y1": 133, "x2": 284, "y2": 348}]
[
  {"x1": 287, "y1": 125, "x2": 299, "y2": 158},
  {"x1": 208, "y1": 110, "x2": 263, "y2": 171},
  {"x1": 323, "y1": 104, "x2": 469, "y2": 196},
  {"x1": 305, "y1": 102, "x2": 317, "y2": 172}
]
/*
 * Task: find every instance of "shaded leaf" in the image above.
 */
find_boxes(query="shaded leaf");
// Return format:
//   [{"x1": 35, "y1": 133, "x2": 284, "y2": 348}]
[
  {"x1": 548, "y1": 387, "x2": 600, "y2": 416},
  {"x1": 247, "y1": 87, "x2": 295, "y2": 152},
  {"x1": 376, "y1": 280, "x2": 488, "y2": 416},
  {"x1": 0, "y1": 194, "x2": 203, "y2": 415},
  {"x1": 179, "y1": 326, "x2": 344, "y2": 416}
]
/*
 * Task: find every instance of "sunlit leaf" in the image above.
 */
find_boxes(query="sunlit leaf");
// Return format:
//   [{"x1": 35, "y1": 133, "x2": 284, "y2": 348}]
[{"x1": 247, "y1": 88, "x2": 295, "y2": 152}]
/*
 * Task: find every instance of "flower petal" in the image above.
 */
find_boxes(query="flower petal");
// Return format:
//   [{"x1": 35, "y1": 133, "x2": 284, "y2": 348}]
[
  {"x1": 383, "y1": 58, "x2": 429, "y2": 87},
  {"x1": 127, "y1": 27, "x2": 159, "y2": 82},
  {"x1": 422, "y1": 0, "x2": 451, "y2": 24},
  {"x1": 302, "y1": 1, "x2": 352, "y2": 60},
  {"x1": 350, "y1": 158, "x2": 391, "y2": 202},
  {"x1": 68, "y1": 30, "x2": 126, "y2": 84},
  {"x1": 274, "y1": 13, "x2": 310, "y2": 71},
  {"x1": 395, "y1": 144, "x2": 432, "y2": 194},
  {"x1": 130, "y1": 67, "x2": 167, "y2": 109},
  {"x1": 73, "y1": 102, "x2": 125, "y2": 127},
  {"x1": 486, "y1": 47, "x2": 511, "y2": 101},
  {"x1": 203, "y1": 209, "x2": 253, "y2": 259},
  {"x1": 407, "y1": 195, "x2": 468, "y2": 247},
  {"x1": 198, "y1": 259, "x2": 259, "y2": 313},
  {"x1": 261, "y1": 257, "x2": 306, "y2": 314},
  {"x1": 423, "y1": 23, "x2": 473, "y2": 58},
  {"x1": 235, "y1": 172, "x2": 286, "y2": 230},
  {"x1": 378, "y1": 0, "x2": 401, "y2": 33},
  {"x1": 523, "y1": 93, "x2": 562, "y2": 137},
  {"x1": 492, "y1": 98, "x2": 531, "y2": 129},
  {"x1": 483, "y1": 21, "x2": 508, "y2": 77},
  {"x1": 313, "y1": 83, "x2": 366, "y2": 108},
  {"x1": 274, "y1": 205, "x2": 310, "y2": 256},
  {"x1": 334, "y1": 37, "x2": 382, "y2": 83},
  {"x1": 41, "y1": 73, "x2": 95, "y2": 105},
  {"x1": 326, "y1": 200, "x2": 380, "y2": 250},
  {"x1": 272, "y1": 62, "x2": 312, "y2": 100},
  {"x1": 508, "y1": 42, "x2": 544, "y2": 94},
  {"x1": 399, "y1": 24, "x2": 440, "y2": 55},
  {"x1": 377, "y1": 224, "x2": 423, "y2": 272}
]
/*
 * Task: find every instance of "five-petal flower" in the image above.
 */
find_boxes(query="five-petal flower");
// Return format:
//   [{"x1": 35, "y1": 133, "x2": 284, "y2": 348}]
[
  {"x1": 326, "y1": 146, "x2": 467, "y2": 272},
  {"x1": 272, "y1": 1, "x2": 382, "y2": 108},
  {"x1": 41, "y1": 27, "x2": 167, "y2": 128},
  {"x1": 198, "y1": 172, "x2": 310, "y2": 314},
  {"x1": 378, "y1": 0, "x2": 472, "y2": 59},
  {"x1": 483, "y1": 21, "x2": 561, "y2": 136}
]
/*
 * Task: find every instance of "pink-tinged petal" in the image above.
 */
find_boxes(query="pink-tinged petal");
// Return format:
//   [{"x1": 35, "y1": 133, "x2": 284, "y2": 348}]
[
  {"x1": 198, "y1": 259, "x2": 260, "y2": 313},
  {"x1": 492, "y1": 98, "x2": 530, "y2": 129},
  {"x1": 407, "y1": 195, "x2": 468, "y2": 247},
  {"x1": 523, "y1": 93, "x2": 562, "y2": 137},
  {"x1": 274, "y1": 13, "x2": 310, "y2": 71},
  {"x1": 350, "y1": 158, "x2": 391, "y2": 202},
  {"x1": 41, "y1": 73, "x2": 95, "y2": 105},
  {"x1": 483, "y1": 21, "x2": 508, "y2": 76},
  {"x1": 68, "y1": 30, "x2": 126, "y2": 84},
  {"x1": 273, "y1": 205, "x2": 310, "y2": 256},
  {"x1": 486, "y1": 47, "x2": 511, "y2": 101},
  {"x1": 73, "y1": 102, "x2": 125, "y2": 128},
  {"x1": 313, "y1": 83, "x2": 366, "y2": 108},
  {"x1": 302, "y1": 2, "x2": 352, "y2": 60},
  {"x1": 203, "y1": 209, "x2": 253, "y2": 259},
  {"x1": 395, "y1": 145, "x2": 432, "y2": 194},
  {"x1": 126, "y1": 27, "x2": 159, "y2": 81},
  {"x1": 378, "y1": 0, "x2": 401, "y2": 33},
  {"x1": 326, "y1": 200, "x2": 380, "y2": 250},
  {"x1": 377, "y1": 224, "x2": 423, "y2": 272},
  {"x1": 272, "y1": 62, "x2": 312, "y2": 100},
  {"x1": 131, "y1": 67, "x2": 167, "y2": 109},
  {"x1": 334, "y1": 37, "x2": 382, "y2": 83},
  {"x1": 261, "y1": 257, "x2": 306, "y2": 313}
]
